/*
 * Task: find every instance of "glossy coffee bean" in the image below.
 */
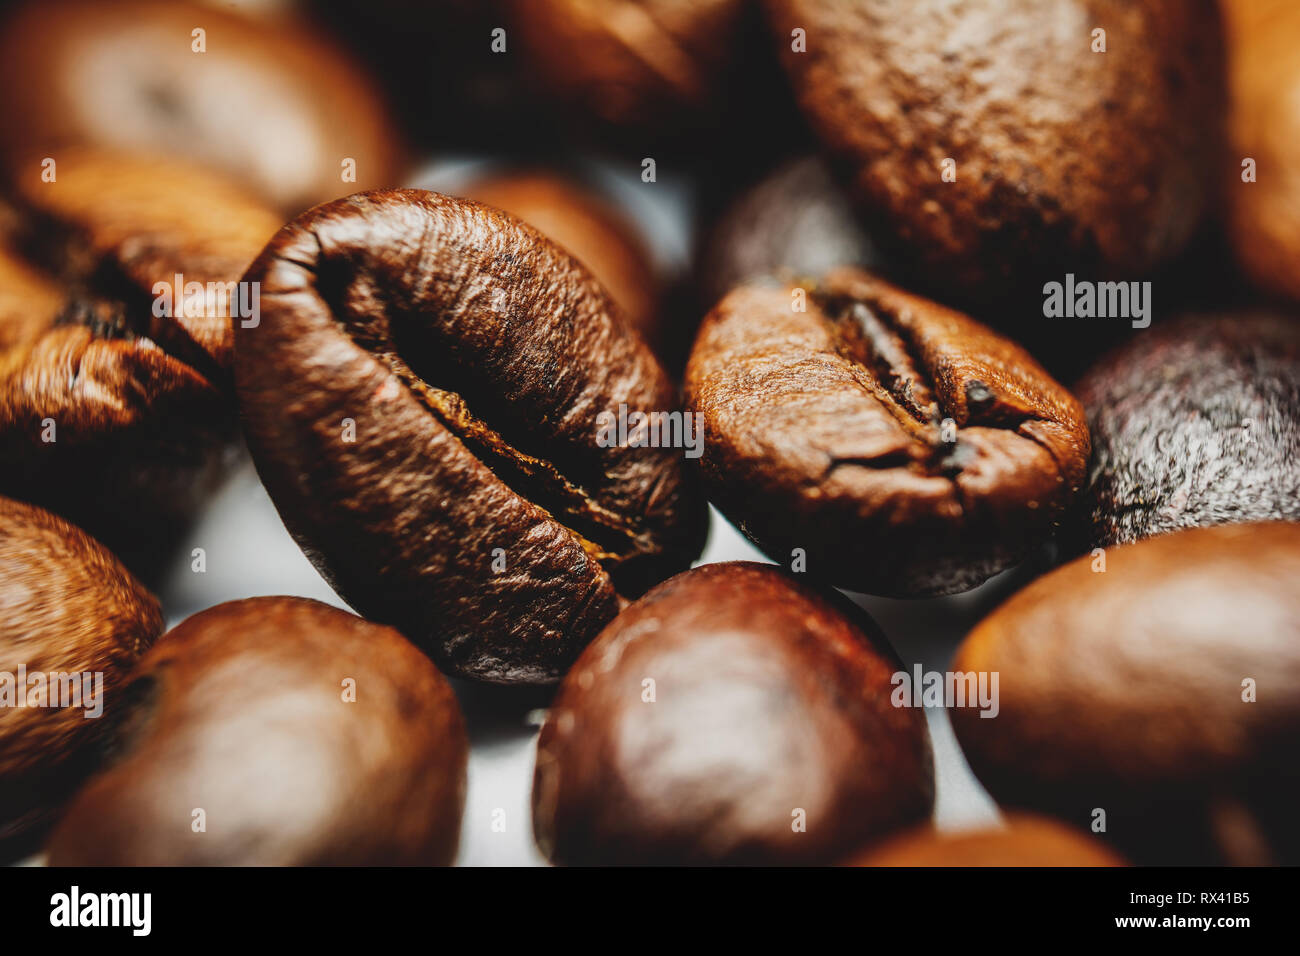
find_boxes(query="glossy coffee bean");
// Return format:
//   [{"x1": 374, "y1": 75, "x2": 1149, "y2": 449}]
[
  {"x1": 235, "y1": 190, "x2": 706, "y2": 684},
  {"x1": 0, "y1": 0, "x2": 404, "y2": 213},
  {"x1": 0, "y1": 497, "x2": 162, "y2": 858},
  {"x1": 764, "y1": 0, "x2": 1224, "y2": 301},
  {"x1": 698, "y1": 155, "x2": 878, "y2": 309},
  {"x1": 46, "y1": 596, "x2": 468, "y2": 866},
  {"x1": 951, "y1": 522, "x2": 1300, "y2": 865},
  {"x1": 848, "y1": 815, "x2": 1125, "y2": 867},
  {"x1": 460, "y1": 171, "x2": 662, "y2": 353},
  {"x1": 0, "y1": 149, "x2": 283, "y2": 577},
  {"x1": 1224, "y1": 0, "x2": 1300, "y2": 303},
  {"x1": 684, "y1": 268, "x2": 1090, "y2": 596},
  {"x1": 507, "y1": 0, "x2": 748, "y2": 135},
  {"x1": 532, "y1": 562, "x2": 935, "y2": 865},
  {"x1": 1075, "y1": 313, "x2": 1300, "y2": 550}
]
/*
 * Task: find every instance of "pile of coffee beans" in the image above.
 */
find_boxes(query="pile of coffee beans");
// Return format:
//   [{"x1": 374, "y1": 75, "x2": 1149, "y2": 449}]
[{"x1": 0, "y1": 0, "x2": 1296, "y2": 867}]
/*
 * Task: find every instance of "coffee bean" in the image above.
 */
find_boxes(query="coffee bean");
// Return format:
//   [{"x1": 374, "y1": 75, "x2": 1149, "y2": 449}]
[
  {"x1": 1075, "y1": 313, "x2": 1300, "y2": 550},
  {"x1": 951, "y1": 522, "x2": 1300, "y2": 865},
  {"x1": 847, "y1": 815, "x2": 1125, "y2": 866},
  {"x1": 764, "y1": 0, "x2": 1225, "y2": 302},
  {"x1": 684, "y1": 268, "x2": 1090, "y2": 596},
  {"x1": 45, "y1": 596, "x2": 467, "y2": 866},
  {"x1": 1224, "y1": 0, "x2": 1300, "y2": 303},
  {"x1": 0, "y1": 0, "x2": 405, "y2": 213},
  {"x1": 235, "y1": 189, "x2": 706, "y2": 684},
  {"x1": 507, "y1": 0, "x2": 749, "y2": 136},
  {"x1": 698, "y1": 155, "x2": 879, "y2": 309},
  {"x1": 532, "y1": 561, "x2": 934, "y2": 865},
  {"x1": 459, "y1": 170, "x2": 662, "y2": 354},
  {"x1": 0, "y1": 149, "x2": 283, "y2": 578},
  {"x1": 0, "y1": 497, "x2": 163, "y2": 859}
]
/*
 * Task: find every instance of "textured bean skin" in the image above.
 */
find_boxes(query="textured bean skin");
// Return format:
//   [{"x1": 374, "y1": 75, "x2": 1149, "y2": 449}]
[
  {"x1": 47, "y1": 597, "x2": 468, "y2": 866},
  {"x1": 0, "y1": 149, "x2": 282, "y2": 577},
  {"x1": 765, "y1": 0, "x2": 1224, "y2": 301},
  {"x1": 235, "y1": 190, "x2": 705, "y2": 684},
  {"x1": 1075, "y1": 313, "x2": 1300, "y2": 550},
  {"x1": 508, "y1": 0, "x2": 748, "y2": 133},
  {"x1": 685, "y1": 268, "x2": 1090, "y2": 596},
  {"x1": 0, "y1": 497, "x2": 162, "y2": 858},
  {"x1": 952, "y1": 523, "x2": 1300, "y2": 864},
  {"x1": 533, "y1": 562, "x2": 934, "y2": 865}
]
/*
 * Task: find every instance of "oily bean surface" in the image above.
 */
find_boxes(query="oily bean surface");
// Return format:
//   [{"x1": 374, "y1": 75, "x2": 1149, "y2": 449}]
[
  {"x1": 46, "y1": 596, "x2": 468, "y2": 866},
  {"x1": 533, "y1": 561, "x2": 934, "y2": 865}
]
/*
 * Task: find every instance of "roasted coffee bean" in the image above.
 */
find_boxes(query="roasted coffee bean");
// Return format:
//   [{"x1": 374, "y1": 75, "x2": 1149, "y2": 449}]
[
  {"x1": 951, "y1": 522, "x2": 1300, "y2": 865},
  {"x1": 1224, "y1": 0, "x2": 1300, "y2": 303},
  {"x1": 684, "y1": 268, "x2": 1090, "y2": 596},
  {"x1": 0, "y1": 497, "x2": 162, "y2": 859},
  {"x1": 235, "y1": 190, "x2": 706, "y2": 684},
  {"x1": 460, "y1": 170, "x2": 662, "y2": 353},
  {"x1": 46, "y1": 596, "x2": 468, "y2": 866},
  {"x1": 1075, "y1": 313, "x2": 1300, "y2": 550},
  {"x1": 698, "y1": 155, "x2": 878, "y2": 309},
  {"x1": 506, "y1": 0, "x2": 749, "y2": 136},
  {"x1": 3, "y1": 148, "x2": 284, "y2": 373},
  {"x1": 764, "y1": 0, "x2": 1224, "y2": 302},
  {"x1": 0, "y1": 0, "x2": 404, "y2": 213},
  {"x1": 0, "y1": 149, "x2": 283, "y2": 577},
  {"x1": 532, "y1": 561, "x2": 935, "y2": 865},
  {"x1": 848, "y1": 815, "x2": 1125, "y2": 867}
]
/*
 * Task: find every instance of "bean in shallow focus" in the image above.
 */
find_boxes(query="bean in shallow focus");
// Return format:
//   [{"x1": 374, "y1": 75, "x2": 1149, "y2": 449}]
[
  {"x1": 533, "y1": 561, "x2": 935, "y2": 865},
  {"x1": 952, "y1": 522, "x2": 1300, "y2": 865},
  {"x1": 47, "y1": 596, "x2": 468, "y2": 866},
  {"x1": 235, "y1": 189, "x2": 706, "y2": 684},
  {"x1": 0, "y1": 496, "x2": 162, "y2": 858}
]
